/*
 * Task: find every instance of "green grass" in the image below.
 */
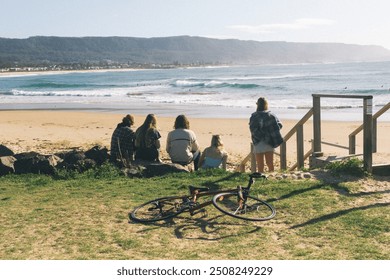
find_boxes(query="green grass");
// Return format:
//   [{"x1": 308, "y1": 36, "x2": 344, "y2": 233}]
[
  {"x1": 325, "y1": 157, "x2": 366, "y2": 177},
  {"x1": 0, "y1": 165, "x2": 388, "y2": 260}
]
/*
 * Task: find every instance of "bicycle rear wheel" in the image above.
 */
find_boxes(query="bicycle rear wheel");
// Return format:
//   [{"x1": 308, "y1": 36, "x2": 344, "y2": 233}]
[
  {"x1": 130, "y1": 196, "x2": 188, "y2": 223},
  {"x1": 212, "y1": 192, "x2": 276, "y2": 221}
]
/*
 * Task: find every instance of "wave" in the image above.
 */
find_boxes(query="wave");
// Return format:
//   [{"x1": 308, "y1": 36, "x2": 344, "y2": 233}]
[
  {"x1": 9, "y1": 89, "x2": 113, "y2": 97},
  {"x1": 171, "y1": 79, "x2": 260, "y2": 89},
  {"x1": 20, "y1": 81, "x2": 127, "y2": 89},
  {"x1": 347, "y1": 89, "x2": 390, "y2": 94},
  {"x1": 0, "y1": 91, "x2": 13, "y2": 96}
]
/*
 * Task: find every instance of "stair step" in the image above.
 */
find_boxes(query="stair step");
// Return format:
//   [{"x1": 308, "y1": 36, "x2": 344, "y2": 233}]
[{"x1": 372, "y1": 164, "x2": 390, "y2": 176}]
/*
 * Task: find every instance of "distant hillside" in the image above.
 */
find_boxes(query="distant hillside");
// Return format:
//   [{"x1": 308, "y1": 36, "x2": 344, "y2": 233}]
[{"x1": 1, "y1": 36, "x2": 390, "y2": 67}]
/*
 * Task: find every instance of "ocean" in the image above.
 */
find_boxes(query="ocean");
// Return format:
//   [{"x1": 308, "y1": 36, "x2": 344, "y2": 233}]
[{"x1": 1, "y1": 61, "x2": 390, "y2": 121}]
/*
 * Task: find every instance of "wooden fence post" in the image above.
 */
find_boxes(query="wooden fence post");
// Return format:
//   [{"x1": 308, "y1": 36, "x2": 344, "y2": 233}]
[
  {"x1": 363, "y1": 97, "x2": 373, "y2": 173},
  {"x1": 349, "y1": 135, "x2": 356, "y2": 155},
  {"x1": 312, "y1": 95, "x2": 323, "y2": 157},
  {"x1": 280, "y1": 142, "x2": 287, "y2": 170},
  {"x1": 296, "y1": 124, "x2": 304, "y2": 169}
]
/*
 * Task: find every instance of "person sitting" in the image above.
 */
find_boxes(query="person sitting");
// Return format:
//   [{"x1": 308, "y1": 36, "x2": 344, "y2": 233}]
[
  {"x1": 199, "y1": 135, "x2": 228, "y2": 170},
  {"x1": 134, "y1": 114, "x2": 161, "y2": 162},
  {"x1": 166, "y1": 114, "x2": 201, "y2": 170},
  {"x1": 110, "y1": 114, "x2": 136, "y2": 164}
]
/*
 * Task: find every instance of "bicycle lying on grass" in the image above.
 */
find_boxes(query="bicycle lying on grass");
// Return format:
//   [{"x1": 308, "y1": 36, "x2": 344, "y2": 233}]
[{"x1": 129, "y1": 172, "x2": 276, "y2": 223}]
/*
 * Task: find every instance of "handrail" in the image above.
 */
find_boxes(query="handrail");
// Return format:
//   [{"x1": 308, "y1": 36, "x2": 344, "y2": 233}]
[
  {"x1": 349, "y1": 102, "x2": 390, "y2": 154},
  {"x1": 280, "y1": 108, "x2": 313, "y2": 170},
  {"x1": 350, "y1": 102, "x2": 390, "y2": 137}
]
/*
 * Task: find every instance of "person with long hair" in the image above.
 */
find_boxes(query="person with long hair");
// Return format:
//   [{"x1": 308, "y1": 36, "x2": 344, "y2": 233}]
[
  {"x1": 199, "y1": 135, "x2": 228, "y2": 170},
  {"x1": 166, "y1": 114, "x2": 201, "y2": 170},
  {"x1": 135, "y1": 114, "x2": 161, "y2": 161},
  {"x1": 110, "y1": 114, "x2": 136, "y2": 164},
  {"x1": 249, "y1": 97, "x2": 283, "y2": 172}
]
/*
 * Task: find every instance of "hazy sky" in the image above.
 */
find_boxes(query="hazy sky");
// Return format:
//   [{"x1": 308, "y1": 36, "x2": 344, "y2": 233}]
[{"x1": 1, "y1": 0, "x2": 390, "y2": 49}]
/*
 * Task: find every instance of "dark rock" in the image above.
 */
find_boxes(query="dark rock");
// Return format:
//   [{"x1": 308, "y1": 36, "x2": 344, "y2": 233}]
[
  {"x1": 56, "y1": 158, "x2": 97, "y2": 172},
  {"x1": 0, "y1": 145, "x2": 14, "y2": 157},
  {"x1": 77, "y1": 159, "x2": 97, "y2": 171},
  {"x1": 85, "y1": 145, "x2": 109, "y2": 165},
  {"x1": 142, "y1": 162, "x2": 189, "y2": 177},
  {"x1": 13, "y1": 152, "x2": 57, "y2": 175},
  {"x1": 0, "y1": 156, "x2": 16, "y2": 176},
  {"x1": 59, "y1": 150, "x2": 86, "y2": 164}
]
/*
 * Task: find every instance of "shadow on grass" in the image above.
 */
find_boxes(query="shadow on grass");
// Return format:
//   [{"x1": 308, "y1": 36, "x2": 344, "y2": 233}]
[
  {"x1": 132, "y1": 212, "x2": 262, "y2": 241},
  {"x1": 172, "y1": 214, "x2": 262, "y2": 241},
  {"x1": 270, "y1": 180, "x2": 389, "y2": 203},
  {"x1": 265, "y1": 180, "x2": 390, "y2": 230},
  {"x1": 268, "y1": 183, "x2": 326, "y2": 203},
  {"x1": 290, "y1": 202, "x2": 390, "y2": 229}
]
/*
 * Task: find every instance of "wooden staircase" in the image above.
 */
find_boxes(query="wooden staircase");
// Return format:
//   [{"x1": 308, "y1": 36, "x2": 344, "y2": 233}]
[{"x1": 238, "y1": 99, "x2": 390, "y2": 175}]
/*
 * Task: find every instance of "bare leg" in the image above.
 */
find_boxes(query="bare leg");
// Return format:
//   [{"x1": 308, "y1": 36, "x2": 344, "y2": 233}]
[
  {"x1": 255, "y1": 153, "x2": 265, "y2": 173},
  {"x1": 264, "y1": 151, "x2": 274, "y2": 172}
]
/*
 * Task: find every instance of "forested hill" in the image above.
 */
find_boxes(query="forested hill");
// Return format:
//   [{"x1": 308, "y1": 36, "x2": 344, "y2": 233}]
[{"x1": 1, "y1": 35, "x2": 390, "y2": 67}]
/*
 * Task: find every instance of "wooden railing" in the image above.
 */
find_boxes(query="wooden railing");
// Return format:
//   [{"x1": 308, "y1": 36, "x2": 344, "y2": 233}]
[
  {"x1": 349, "y1": 102, "x2": 390, "y2": 154},
  {"x1": 238, "y1": 100, "x2": 389, "y2": 173},
  {"x1": 279, "y1": 108, "x2": 313, "y2": 170}
]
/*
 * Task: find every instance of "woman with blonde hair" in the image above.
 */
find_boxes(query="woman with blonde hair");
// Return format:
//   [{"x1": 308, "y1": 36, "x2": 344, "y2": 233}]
[
  {"x1": 249, "y1": 97, "x2": 283, "y2": 173},
  {"x1": 199, "y1": 135, "x2": 228, "y2": 170},
  {"x1": 135, "y1": 114, "x2": 161, "y2": 161}
]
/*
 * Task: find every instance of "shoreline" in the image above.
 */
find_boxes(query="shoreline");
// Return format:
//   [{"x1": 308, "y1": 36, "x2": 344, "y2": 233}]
[
  {"x1": 1, "y1": 110, "x2": 389, "y2": 170},
  {"x1": 1, "y1": 102, "x2": 389, "y2": 122}
]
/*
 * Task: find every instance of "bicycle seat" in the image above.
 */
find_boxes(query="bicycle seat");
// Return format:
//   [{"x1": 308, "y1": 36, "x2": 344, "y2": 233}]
[
  {"x1": 250, "y1": 172, "x2": 267, "y2": 179},
  {"x1": 189, "y1": 185, "x2": 209, "y2": 194}
]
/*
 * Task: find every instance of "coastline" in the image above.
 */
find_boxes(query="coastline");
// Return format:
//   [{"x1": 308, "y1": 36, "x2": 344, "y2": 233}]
[
  {"x1": 1, "y1": 102, "x2": 389, "y2": 122},
  {"x1": 1, "y1": 110, "x2": 389, "y2": 170}
]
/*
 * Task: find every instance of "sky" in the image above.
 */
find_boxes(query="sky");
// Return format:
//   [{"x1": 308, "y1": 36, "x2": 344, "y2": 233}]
[{"x1": 1, "y1": 0, "x2": 390, "y2": 49}]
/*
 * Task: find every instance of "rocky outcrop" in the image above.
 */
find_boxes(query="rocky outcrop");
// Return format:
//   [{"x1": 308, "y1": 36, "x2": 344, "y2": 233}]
[
  {"x1": 13, "y1": 152, "x2": 59, "y2": 175},
  {"x1": 0, "y1": 144, "x2": 189, "y2": 178}
]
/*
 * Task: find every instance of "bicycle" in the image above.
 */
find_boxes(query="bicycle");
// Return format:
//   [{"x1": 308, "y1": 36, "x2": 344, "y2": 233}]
[{"x1": 129, "y1": 172, "x2": 276, "y2": 223}]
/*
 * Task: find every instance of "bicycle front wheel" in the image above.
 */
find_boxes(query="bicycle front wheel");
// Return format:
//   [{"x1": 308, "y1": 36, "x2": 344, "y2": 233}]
[
  {"x1": 212, "y1": 192, "x2": 276, "y2": 221},
  {"x1": 130, "y1": 196, "x2": 187, "y2": 223}
]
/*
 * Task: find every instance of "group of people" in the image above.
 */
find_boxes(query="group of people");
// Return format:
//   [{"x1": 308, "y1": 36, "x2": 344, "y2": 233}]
[
  {"x1": 110, "y1": 97, "x2": 283, "y2": 173},
  {"x1": 110, "y1": 114, "x2": 228, "y2": 171}
]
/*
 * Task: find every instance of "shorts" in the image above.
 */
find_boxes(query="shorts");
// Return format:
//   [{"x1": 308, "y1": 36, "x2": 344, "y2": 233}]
[{"x1": 253, "y1": 141, "x2": 274, "y2": 153}]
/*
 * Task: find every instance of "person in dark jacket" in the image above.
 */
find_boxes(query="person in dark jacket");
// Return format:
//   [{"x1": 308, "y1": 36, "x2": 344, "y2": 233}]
[
  {"x1": 249, "y1": 97, "x2": 283, "y2": 172},
  {"x1": 134, "y1": 114, "x2": 161, "y2": 162}
]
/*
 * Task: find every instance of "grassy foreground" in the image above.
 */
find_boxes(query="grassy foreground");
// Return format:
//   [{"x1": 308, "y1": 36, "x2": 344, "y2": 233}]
[{"x1": 0, "y1": 165, "x2": 388, "y2": 260}]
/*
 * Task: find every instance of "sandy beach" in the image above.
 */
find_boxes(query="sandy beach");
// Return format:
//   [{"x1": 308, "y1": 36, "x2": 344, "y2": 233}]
[{"x1": 1, "y1": 110, "x2": 389, "y2": 171}]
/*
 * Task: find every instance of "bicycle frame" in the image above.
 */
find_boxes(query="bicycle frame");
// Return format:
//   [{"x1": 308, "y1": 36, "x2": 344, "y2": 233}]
[{"x1": 186, "y1": 174, "x2": 257, "y2": 216}]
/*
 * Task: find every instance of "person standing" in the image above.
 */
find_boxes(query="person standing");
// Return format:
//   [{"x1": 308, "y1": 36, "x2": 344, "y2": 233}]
[
  {"x1": 135, "y1": 114, "x2": 161, "y2": 162},
  {"x1": 110, "y1": 114, "x2": 136, "y2": 164},
  {"x1": 166, "y1": 115, "x2": 201, "y2": 170},
  {"x1": 249, "y1": 97, "x2": 283, "y2": 173}
]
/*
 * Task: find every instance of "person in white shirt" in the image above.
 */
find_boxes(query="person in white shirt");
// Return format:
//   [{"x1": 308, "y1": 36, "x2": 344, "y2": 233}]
[{"x1": 166, "y1": 115, "x2": 201, "y2": 170}]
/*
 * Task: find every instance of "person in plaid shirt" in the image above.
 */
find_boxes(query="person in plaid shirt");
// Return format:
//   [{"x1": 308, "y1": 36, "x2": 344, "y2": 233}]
[{"x1": 110, "y1": 114, "x2": 136, "y2": 164}]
